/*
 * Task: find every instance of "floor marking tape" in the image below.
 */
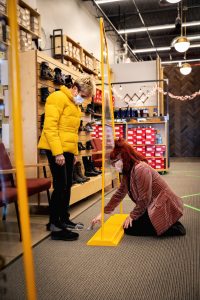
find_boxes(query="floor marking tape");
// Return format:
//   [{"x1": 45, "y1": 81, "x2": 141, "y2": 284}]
[
  {"x1": 184, "y1": 204, "x2": 200, "y2": 212},
  {"x1": 181, "y1": 193, "x2": 200, "y2": 199}
]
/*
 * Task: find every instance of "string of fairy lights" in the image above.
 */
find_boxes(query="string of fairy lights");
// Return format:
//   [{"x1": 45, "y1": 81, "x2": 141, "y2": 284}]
[{"x1": 122, "y1": 84, "x2": 200, "y2": 105}]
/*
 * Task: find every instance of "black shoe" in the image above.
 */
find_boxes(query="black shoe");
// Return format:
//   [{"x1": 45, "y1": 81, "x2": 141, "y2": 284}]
[
  {"x1": 64, "y1": 220, "x2": 84, "y2": 230},
  {"x1": 78, "y1": 142, "x2": 86, "y2": 151},
  {"x1": 85, "y1": 171, "x2": 98, "y2": 177},
  {"x1": 51, "y1": 229, "x2": 79, "y2": 241},
  {"x1": 85, "y1": 140, "x2": 94, "y2": 150}
]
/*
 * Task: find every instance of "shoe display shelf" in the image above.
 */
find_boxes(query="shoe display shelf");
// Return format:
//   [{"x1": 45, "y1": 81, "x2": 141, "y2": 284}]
[
  {"x1": 126, "y1": 119, "x2": 169, "y2": 173},
  {"x1": 0, "y1": 0, "x2": 41, "y2": 51},
  {"x1": 51, "y1": 29, "x2": 100, "y2": 77},
  {"x1": 18, "y1": 49, "x2": 113, "y2": 206}
]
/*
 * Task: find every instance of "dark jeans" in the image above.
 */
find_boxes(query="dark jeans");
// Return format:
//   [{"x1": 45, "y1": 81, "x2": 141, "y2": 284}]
[
  {"x1": 124, "y1": 210, "x2": 186, "y2": 237},
  {"x1": 46, "y1": 150, "x2": 74, "y2": 224}
]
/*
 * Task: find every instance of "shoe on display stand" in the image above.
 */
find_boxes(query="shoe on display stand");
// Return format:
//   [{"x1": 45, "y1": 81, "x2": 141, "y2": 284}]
[
  {"x1": 85, "y1": 103, "x2": 94, "y2": 114},
  {"x1": 75, "y1": 161, "x2": 90, "y2": 182},
  {"x1": 40, "y1": 87, "x2": 50, "y2": 103},
  {"x1": 40, "y1": 61, "x2": 53, "y2": 80},
  {"x1": 78, "y1": 142, "x2": 86, "y2": 151},
  {"x1": 82, "y1": 156, "x2": 99, "y2": 177},
  {"x1": 65, "y1": 74, "x2": 73, "y2": 88},
  {"x1": 73, "y1": 164, "x2": 86, "y2": 184},
  {"x1": 85, "y1": 140, "x2": 94, "y2": 150},
  {"x1": 54, "y1": 67, "x2": 64, "y2": 85}
]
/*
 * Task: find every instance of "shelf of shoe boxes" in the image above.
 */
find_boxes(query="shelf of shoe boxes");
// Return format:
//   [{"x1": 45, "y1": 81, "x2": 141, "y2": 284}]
[
  {"x1": 53, "y1": 34, "x2": 99, "y2": 76},
  {"x1": 0, "y1": 0, "x2": 40, "y2": 50},
  {"x1": 127, "y1": 121, "x2": 168, "y2": 171}
]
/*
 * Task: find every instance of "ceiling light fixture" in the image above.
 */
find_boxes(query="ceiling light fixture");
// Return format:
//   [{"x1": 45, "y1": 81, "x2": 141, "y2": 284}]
[
  {"x1": 117, "y1": 21, "x2": 200, "y2": 35},
  {"x1": 161, "y1": 58, "x2": 200, "y2": 64},
  {"x1": 132, "y1": 46, "x2": 171, "y2": 53},
  {"x1": 173, "y1": 2, "x2": 190, "y2": 53},
  {"x1": 166, "y1": 0, "x2": 181, "y2": 3},
  {"x1": 174, "y1": 36, "x2": 190, "y2": 52},
  {"x1": 180, "y1": 63, "x2": 192, "y2": 75}
]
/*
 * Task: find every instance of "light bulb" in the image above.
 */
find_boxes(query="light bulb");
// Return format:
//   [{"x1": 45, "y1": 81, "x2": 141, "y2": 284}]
[
  {"x1": 166, "y1": 0, "x2": 181, "y2": 3},
  {"x1": 174, "y1": 36, "x2": 190, "y2": 53},
  {"x1": 180, "y1": 63, "x2": 192, "y2": 75}
]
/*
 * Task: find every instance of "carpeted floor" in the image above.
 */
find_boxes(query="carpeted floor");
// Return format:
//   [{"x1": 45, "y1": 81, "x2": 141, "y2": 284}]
[{"x1": 1, "y1": 159, "x2": 200, "y2": 300}]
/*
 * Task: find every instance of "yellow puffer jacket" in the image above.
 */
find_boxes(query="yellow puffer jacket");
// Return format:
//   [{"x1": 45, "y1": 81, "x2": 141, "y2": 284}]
[{"x1": 38, "y1": 86, "x2": 81, "y2": 156}]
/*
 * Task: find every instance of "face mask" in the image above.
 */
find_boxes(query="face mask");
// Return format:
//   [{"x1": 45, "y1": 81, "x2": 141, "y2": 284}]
[
  {"x1": 74, "y1": 94, "x2": 84, "y2": 105},
  {"x1": 114, "y1": 159, "x2": 123, "y2": 173}
]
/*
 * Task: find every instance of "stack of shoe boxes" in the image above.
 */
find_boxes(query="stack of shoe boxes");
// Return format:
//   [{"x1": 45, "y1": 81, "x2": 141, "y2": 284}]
[
  {"x1": 30, "y1": 16, "x2": 39, "y2": 36},
  {"x1": 17, "y1": 5, "x2": 31, "y2": 30},
  {"x1": 94, "y1": 88, "x2": 102, "y2": 104},
  {"x1": 114, "y1": 125, "x2": 124, "y2": 139},
  {"x1": 82, "y1": 52, "x2": 94, "y2": 70},
  {"x1": 127, "y1": 126, "x2": 166, "y2": 170},
  {"x1": 19, "y1": 30, "x2": 32, "y2": 51},
  {"x1": 0, "y1": 0, "x2": 6, "y2": 14}
]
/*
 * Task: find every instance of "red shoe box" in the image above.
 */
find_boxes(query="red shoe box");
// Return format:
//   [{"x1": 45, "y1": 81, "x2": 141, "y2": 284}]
[
  {"x1": 155, "y1": 158, "x2": 165, "y2": 164},
  {"x1": 146, "y1": 128, "x2": 155, "y2": 134},
  {"x1": 128, "y1": 141, "x2": 134, "y2": 145},
  {"x1": 146, "y1": 145, "x2": 155, "y2": 152},
  {"x1": 136, "y1": 140, "x2": 145, "y2": 145},
  {"x1": 136, "y1": 146, "x2": 145, "y2": 153},
  {"x1": 155, "y1": 151, "x2": 164, "y2": 157},
  {"x1": 145, "y1": 151, "x2": 155, "y2": 157},
  {"x1": 145, "y1": 139, "x2": 155, "y2": 145}
]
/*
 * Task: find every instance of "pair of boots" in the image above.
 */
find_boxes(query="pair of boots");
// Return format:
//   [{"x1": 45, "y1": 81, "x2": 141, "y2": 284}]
[
  {"x1": 40, "y1": 61, "x2": 53, "y2": 80},
  {"x1": 79, "y1": 120, "x2": 94, "y2": 133},
  {"x1": 40, "y1": 87, "x2": 50, "y2": 103},
  {"x1": 82, "y1": 156, "x2": 101, "y2": 177},
  {"x1": 73, "y1": 161, "x2": 90, "y2": 184}
]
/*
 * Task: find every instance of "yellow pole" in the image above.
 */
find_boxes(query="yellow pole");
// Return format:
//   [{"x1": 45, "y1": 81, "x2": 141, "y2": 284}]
[
  {"x1": 7, "y1": 1, "x2": 37, "y2": 299},
  {"x1": 102, "y1": 21, "x2": 123, "y2": 214},
  {"x1": 100, "y1": 18, "x2": 105, "y2": 239}
]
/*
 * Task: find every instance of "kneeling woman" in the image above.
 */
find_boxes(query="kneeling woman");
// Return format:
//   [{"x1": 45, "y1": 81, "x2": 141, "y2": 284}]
[{"x1": 91, "y1": 138, "x2": 186, "y2": 237}]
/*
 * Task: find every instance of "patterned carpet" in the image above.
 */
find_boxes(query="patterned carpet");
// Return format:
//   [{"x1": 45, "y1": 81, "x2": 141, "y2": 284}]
[{"x1": 1, "y1": 158, "x2": 200, "y2": 300}]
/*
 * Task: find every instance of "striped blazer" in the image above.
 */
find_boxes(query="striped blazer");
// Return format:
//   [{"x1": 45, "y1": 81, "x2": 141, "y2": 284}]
[{"x1": 104, "y1": 162, "x2": 183, "y2": 235}]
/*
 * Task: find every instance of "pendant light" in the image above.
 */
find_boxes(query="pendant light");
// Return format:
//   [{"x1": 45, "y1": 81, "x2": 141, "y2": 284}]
[
  {"x1": 180, "y1": 63, "x2": 192, "y2": 75},
  {"x1": 174, "y1": 2, "x2": 190, "y2": 53},
  {"x1": 166, "y1": 0, "x2": 181, "y2": 3}
]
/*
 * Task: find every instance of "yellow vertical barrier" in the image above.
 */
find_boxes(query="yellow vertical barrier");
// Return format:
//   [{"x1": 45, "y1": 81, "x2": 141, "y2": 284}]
[
  {"x1": 102, "y1": 23, "x2": 123, "y2": 214},
  {"x1": 87, "y1": 18, "x2": 128, "y2": 246},
  {"x1": 7, "y1": 1, "x2": 37, "y2": 299},
  {"x1": 100, "y1": 18, "x2": 105, "y2": 239}
]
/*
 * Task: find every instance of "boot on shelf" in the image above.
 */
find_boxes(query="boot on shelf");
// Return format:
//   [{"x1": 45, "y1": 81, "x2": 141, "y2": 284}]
[
  {"x1": 78, "y1": 142, "x2": 86, "y2": 151},
  {"x1": 82, "y1": 156, "x2": 98, "y2": 177},
  {"x1": 73, "y1": 164, "x2": 85, "y2": 184},
  {"x1": 75, "y1": 161, "x2": 90, "y2": 182},
  {"x1": 40, "y1": 87, "x2": 50, "y2": 103},
  {"x1": 84, "y1": 122, "x2": 94, "y2": 133},
  {"x1": 79, "y1": 120, "x2": 84, "y2": 132},
  {"x1": 91, "y1": 160, "x2": 102, "y2": 174},
  {"x1": 40, "y1": 61, "x2": 53, "y2": 80},
  {"x1": 40, "y1": 113, "x2": 45, "y2": 130},
  {"x1": 85, "y1": 103, "x2": 94, "y2": 114},
  {"x1": 54, "y1": 67, "x2": 64, "y2": 85},
  {"x1": 85, "y1": 140, "x2": 94, "y2": 150},
  {"x1": 65, "y1": 75, "x2": 73, "y2": 88}
]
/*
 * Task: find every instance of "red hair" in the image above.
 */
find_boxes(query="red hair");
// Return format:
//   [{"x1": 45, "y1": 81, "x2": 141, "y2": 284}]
[{"x1": 110, "y1": 138, "x2": 148, "y2": 173}]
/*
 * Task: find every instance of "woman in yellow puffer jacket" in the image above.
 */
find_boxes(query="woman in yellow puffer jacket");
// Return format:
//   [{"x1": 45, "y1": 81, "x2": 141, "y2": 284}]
[{"x1": 38, "y1": 75, "x2": 96, "y2": 241}]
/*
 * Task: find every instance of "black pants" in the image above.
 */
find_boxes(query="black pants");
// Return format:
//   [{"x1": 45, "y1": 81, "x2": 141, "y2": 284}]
[
  {"x1": 124, "y1": 210, "x2": 186, "y2": 237},
  {"x1": 46, "y1": 150, "x2": 74, "y2": 224}
]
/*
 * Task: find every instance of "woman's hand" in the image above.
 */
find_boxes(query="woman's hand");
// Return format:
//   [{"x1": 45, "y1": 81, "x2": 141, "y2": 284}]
[
  {"x1": 91, "y1": 213, "x2": 102, "y2": 227},
  {"x1": 123, "y1": 216, "x2": 133, "y2": 229},
  {"x1": 55, "y1": 154, "x2": 65, "y2": 166}
]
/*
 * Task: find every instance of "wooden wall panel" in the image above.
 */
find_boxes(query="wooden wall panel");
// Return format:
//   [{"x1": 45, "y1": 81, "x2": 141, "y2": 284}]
[{"x1": 164, "y1": 65, "x2": 200, "y2": 157}]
